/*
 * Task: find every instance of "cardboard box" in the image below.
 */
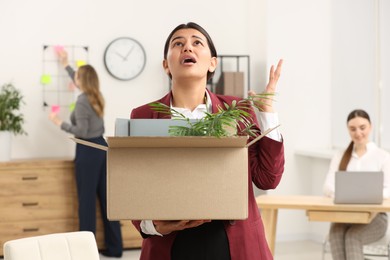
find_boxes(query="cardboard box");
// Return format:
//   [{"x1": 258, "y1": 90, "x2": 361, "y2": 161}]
[
  {"x1": 74, "y1": 135, "x2": 249, "y2": 220},
  {"x1": 74, "y1": 121, "x2": 280, "y2": 221}
]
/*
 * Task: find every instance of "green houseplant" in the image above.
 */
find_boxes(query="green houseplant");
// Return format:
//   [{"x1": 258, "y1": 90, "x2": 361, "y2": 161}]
[
  {"x1": 0, "y1": 82, "x2": 26, "y2": 135},
  {"x1": 0, "y1": 82, "x2": 26, "y2": 161}
]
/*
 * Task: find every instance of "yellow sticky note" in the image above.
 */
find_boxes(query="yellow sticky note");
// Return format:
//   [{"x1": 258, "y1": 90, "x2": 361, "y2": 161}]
[
  {"x1": 76, "y1": 60, "x2": 86, "y2": 67},
  {"x1": 41, "y1": 74, "x2": 52, "y2": 85},
  {"x1": 69, "y1": 102, "x2": 76, "y2": 112}
]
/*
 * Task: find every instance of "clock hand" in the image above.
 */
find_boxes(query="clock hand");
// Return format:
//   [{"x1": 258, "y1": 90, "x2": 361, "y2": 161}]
[
  {"x1": 115, "y1": 52, "x2": 126, "y2": 60},
  {"x1": 124, "y1": 45, "x2": 135, "y2": 60}
]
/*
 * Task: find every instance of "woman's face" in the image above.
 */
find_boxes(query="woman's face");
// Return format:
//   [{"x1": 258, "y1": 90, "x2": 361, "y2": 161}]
[
  {"x1": 347, "y1": 116, "x2": 371, "y2": 146},
  {"x1": 163, "y1": 28, "x2": 217, "y2": 82}
]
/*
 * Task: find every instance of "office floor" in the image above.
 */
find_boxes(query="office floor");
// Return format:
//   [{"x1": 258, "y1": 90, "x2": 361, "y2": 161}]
[
  {"x1": 99, "y1": 240, "x2": 388, "y2": 260},
  {"x1": 0, "y1": 240, "x2": 383, "y2": 259},
  {"x1": 99, "y1": 240, "x2": 333, "y2": 260}
]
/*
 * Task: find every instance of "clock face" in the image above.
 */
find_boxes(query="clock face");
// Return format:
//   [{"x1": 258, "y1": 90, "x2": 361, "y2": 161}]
[{"x1": 104, "y1": 37, "x2": 146, "y2": 80}]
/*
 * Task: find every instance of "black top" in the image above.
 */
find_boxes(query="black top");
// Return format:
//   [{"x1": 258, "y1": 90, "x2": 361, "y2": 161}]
[{"x1": 171, "y1": 220, "x2": 231, "y2": 260}]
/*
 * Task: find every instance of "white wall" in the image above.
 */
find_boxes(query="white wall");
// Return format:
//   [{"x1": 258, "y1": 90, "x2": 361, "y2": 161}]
[
  {"x1": 331, "y1": 0, "x2": 377, "y2": 148},
  {"x1": 266, "y1": 0, "x2": 332, "y2": 242},
  {"x1": 1, "y1": 0, "x2": 337, "y2": 243},
  {"x1": 381, "y1": 0, "x2": 390, "y2": 149},
  {"x1": 0, "y1": 0, "x2": 266, "y2": 158}
]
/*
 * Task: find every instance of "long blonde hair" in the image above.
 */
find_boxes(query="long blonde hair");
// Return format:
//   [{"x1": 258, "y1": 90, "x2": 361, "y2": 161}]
[{"x1": 77, "y1": 65, "x2": 105, "y2": 117}]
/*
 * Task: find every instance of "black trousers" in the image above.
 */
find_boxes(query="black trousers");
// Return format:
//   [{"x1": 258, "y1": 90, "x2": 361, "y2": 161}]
[
  {"x1": 171, "y1": 220, "x2": 231, "y2": 260},
  {"x1": 75, "y1": 136, "x2": 122, "y2": 255}
]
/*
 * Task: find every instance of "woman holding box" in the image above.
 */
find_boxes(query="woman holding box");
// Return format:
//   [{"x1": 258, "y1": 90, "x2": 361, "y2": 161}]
[
  {"x1": 130, "y1": 22, "x2": 285, "y2": 260},
  {"x1": 49, "y1": 50, "x2": 123, "y2": 258}
]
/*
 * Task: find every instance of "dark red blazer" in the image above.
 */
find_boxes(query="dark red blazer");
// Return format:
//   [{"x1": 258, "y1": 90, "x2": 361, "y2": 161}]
[{"x1": 130, "y1": 90, "x2": 285, "y2": 260}]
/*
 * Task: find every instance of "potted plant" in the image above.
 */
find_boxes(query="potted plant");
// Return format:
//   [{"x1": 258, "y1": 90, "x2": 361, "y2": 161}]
[
  {"x1": 0, "y1": 82, "x2": 26, "y2": 161},
  {"x1": 149, "y1": 93, "x2": 274, "y2": 137},
  {"x1": 150, "y1": 93, "x2": 274, "y2": 138}
]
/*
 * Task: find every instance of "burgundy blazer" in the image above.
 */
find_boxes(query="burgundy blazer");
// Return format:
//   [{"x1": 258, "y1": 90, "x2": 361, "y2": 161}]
[{"x1": 130, "y1": 90, "x2": 285, "y2": 260}]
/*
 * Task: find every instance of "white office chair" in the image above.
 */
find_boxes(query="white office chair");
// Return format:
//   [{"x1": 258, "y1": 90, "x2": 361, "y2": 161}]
[
  {"x1": 3, "y1": 231, "x2": 100, "y2": 260},
  {"x1": 322, "y1": 232, "x2": 390, "y2": 260}
]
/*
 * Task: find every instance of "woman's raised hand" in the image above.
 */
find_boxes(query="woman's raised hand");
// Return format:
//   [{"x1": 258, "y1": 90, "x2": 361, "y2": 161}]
[{"x1": 249, "y1": 59, "x2": 283, "y2": 113}]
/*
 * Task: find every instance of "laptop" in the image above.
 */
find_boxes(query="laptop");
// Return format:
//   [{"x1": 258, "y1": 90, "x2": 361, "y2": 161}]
[{"x1": 334, "y1": 171, "x2": 384, "y2": 204}]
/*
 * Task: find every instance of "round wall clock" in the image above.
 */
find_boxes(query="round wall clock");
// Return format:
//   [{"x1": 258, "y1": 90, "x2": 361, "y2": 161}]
[{"x1": 104, "y1": 37, "x2": 146, "y2": 81}]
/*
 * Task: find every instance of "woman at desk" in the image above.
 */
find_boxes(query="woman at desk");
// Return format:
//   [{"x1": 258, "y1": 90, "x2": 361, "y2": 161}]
[
  {"x1": 130, "y1": 22, "x2": 285, "y2": 260},
  {"x1": 323, "y1": 109, "x2": 390, "y2": 260}
]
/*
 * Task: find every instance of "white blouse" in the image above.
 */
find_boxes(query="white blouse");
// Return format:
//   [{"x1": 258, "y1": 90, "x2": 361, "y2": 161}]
[{"x1": 323, "y1": 142, "x2": 390, "y2": 198}]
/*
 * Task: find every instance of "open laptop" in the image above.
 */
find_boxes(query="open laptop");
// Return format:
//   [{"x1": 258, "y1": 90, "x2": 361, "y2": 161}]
[{"x1": 334, "y1": 171, "x2": 384, "y2": 204}]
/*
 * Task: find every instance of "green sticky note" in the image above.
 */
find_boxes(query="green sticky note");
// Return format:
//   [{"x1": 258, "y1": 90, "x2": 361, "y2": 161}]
[
  {"x1": 41, "y1": 74, "x2": 52, "y2": 85},
  {"x1": 76, "y1": 60, "x2": 86, "y2": 67},
  {"x1": 69, "y1": 102, "x2": 76, "y2": 112}
]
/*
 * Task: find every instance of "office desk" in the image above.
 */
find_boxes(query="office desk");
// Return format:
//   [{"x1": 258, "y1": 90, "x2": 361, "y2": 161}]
[{"x1": 256, "y1": 195, "x2": 390, "y2": 254}]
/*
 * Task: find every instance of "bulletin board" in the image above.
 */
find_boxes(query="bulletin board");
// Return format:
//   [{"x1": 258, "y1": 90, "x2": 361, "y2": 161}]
[{"x1": 40, "y1": 45, "x2": 89, "y2": 114}]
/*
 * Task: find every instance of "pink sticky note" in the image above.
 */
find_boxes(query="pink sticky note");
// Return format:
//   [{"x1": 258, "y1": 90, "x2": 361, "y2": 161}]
[
  {"x1": 51, "y1": 105, "x2": 60, "y2": 114},
  {"x1": 54, "y1": 45, "x2": 64, "y2": 54}
]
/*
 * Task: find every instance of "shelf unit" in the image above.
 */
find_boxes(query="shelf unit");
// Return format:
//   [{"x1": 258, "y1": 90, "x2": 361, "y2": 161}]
[{"x1": 210, "y1": 55, "x2": 250, "y2": 97}]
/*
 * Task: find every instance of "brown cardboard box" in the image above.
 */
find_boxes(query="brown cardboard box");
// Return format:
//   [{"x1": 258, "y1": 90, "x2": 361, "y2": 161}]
[
  {"x1": 215, "y1": 72, "x2": 245, "y2": 97},
  {"x1": 74, "y1": 136, "x2": 249, "y2": 220}
]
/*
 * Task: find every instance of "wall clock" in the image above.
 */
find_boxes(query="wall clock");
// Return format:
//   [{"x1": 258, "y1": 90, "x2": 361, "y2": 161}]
[{"x1": 104, "y1": 37, "x2": 146, "y2": 81}]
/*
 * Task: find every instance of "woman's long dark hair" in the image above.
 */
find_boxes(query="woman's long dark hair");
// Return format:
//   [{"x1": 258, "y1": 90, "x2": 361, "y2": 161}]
[{"x1": 338, "y1": 109, "x2": 371, "y2": 170}]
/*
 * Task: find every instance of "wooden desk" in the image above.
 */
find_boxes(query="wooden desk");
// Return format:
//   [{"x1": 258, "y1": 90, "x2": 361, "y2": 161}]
[{"x1": 256, "y1": 195, "x2": 390, "y2": 254}]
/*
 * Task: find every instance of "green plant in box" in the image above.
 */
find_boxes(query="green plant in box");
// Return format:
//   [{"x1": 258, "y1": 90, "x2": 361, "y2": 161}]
[{"x1": 149, "y1": 93, "x2": 274, "y2": 137}]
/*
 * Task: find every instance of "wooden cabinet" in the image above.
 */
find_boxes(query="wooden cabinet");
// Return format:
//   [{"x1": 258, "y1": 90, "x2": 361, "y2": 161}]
[{"x1": 0, "y1": 159, "x2": 142, "y2": 255}]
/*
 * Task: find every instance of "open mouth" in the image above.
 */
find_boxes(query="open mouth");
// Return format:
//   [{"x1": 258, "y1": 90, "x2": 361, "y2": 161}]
[{"x1": 182, "y1": 57, "x2": 196, "y2": 64}]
